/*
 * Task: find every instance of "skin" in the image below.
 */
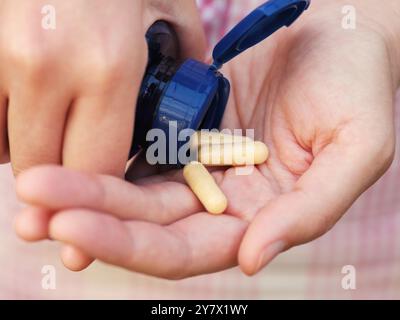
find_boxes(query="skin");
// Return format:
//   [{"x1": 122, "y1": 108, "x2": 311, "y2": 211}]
[
  {"x1": 14, "y1": 0, "x2": 400, "y2": 277},
  {"x1": 1, "y1": 0, "x2": 206, "y2": 270},
  {"x1": 0, "y1": 0, "x2": 206, "y2": 174}
]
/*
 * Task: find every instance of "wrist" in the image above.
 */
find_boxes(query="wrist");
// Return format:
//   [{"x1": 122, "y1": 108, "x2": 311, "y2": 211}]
[
  {"x1": 381, "y1": 2, "x2": 400, "y2": 87},
  {"x1": 359, "y1": 0, "x2": 400, "y2": 87},
  {"x1": 311, "y1": 0, "x2": 400, "y2": 87}
]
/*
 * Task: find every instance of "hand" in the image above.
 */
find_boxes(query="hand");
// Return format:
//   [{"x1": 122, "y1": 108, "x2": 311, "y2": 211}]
[
  {"x1": 0, "y1": 0, "x2": 205, "y2": 175},
  {"x1": 15, "y1": 0, "x2": 400, "y2": 277},
  {"x1": 2, "y1": 0, "x2": 206, "y2": 271}
]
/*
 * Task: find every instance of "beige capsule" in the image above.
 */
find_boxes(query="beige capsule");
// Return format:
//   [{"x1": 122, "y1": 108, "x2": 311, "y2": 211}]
[
  {"x1": 198, "y1": 141, "x2": 269, "y2": 166},
  {"x1": 183, "y1": 161, "x2": 228, "y2": 215},
  {"x1": 190, "y1": 131, "x2": 254, "y2": 149}
]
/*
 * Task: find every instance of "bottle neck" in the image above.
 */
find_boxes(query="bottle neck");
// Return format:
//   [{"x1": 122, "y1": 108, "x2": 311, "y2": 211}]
[{"x1": 130, "y1": 56, "x2": 180, "y2": 158}]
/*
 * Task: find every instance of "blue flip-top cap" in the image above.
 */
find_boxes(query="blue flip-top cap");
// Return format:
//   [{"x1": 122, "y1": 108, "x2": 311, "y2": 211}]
[
  {"x1": 212, "y1": 0, "x2": 310, "y2": 69},
  {"x1": 131, "y1": 0, "x2": 310, "y2": 164}
]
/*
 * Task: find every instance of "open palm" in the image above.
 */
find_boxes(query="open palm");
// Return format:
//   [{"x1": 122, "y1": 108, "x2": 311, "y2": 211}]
[{"x1": 15, "y1": 7, "x2": 398, "y2": 278}]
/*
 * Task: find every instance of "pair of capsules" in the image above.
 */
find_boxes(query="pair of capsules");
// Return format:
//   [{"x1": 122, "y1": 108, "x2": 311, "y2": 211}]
[{"x1": 183, "y1": 132, "x2": 269, "y2": 215}]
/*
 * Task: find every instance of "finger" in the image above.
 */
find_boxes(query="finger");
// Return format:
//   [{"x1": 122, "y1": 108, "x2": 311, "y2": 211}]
[
  {"x1": 62, "y1": 55, "x2": 146, "y2": 178},
  {"x1": 0, "y1": 93, "x2": 8, "y2": 163},
  {"x1": 170, "y1": 2, "x2": 207, "y2": 60},
  {"x1": 239, "y1": 138, "x2": 394, "y2": 275},
  {"x1": 17, "y1": 165, "x2": 202, "y2": 224},
  {"x1": 7, "y1": 86, "x2": 70, "y2": 175},
  {"x1": 60, "y1": 245, "x2": 94, "y2": 272},
  {"x1": 49, "y1": 210, "x2": 247, "y2": 279},
  {"x1": 14, "y1": 206, "x2": 95, "y2": 269},
  {"x1": 14, "y1": 206, "x2": 53, "y2": 241}
]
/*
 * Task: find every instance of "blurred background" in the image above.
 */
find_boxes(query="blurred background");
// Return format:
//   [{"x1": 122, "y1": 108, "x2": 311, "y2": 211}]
[{"x1": 0, "y1": 0, "x2": 399, "y2": 299}]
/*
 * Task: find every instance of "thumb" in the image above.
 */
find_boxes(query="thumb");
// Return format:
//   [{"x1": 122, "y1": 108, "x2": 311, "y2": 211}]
[{"x1": 238, "y1": 133, "x2": 394, "y2": 275}]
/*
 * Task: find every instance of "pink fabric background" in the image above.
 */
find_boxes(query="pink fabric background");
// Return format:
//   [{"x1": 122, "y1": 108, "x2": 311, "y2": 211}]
[{"x1": 0, "y1": 0, "x2": 399, "y2": 299}]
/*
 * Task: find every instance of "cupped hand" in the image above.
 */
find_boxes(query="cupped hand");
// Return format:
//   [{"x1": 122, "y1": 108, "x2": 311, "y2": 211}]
[
  {"x1": 15, "y1": 1, "x2": 400, "y2": 277},
  {"x1": 1, "y1": 0, "x2": 206, "y2": 270}
]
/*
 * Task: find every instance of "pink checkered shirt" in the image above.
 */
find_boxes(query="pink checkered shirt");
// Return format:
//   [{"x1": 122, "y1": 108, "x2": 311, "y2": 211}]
[{"x1": 0, "y1": 0, "x2": 399, "y2": 299}]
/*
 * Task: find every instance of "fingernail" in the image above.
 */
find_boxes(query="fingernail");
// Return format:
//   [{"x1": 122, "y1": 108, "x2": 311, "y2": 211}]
[{"x1": 255, "y1": 241, "x2": 286, "y2": 273}]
